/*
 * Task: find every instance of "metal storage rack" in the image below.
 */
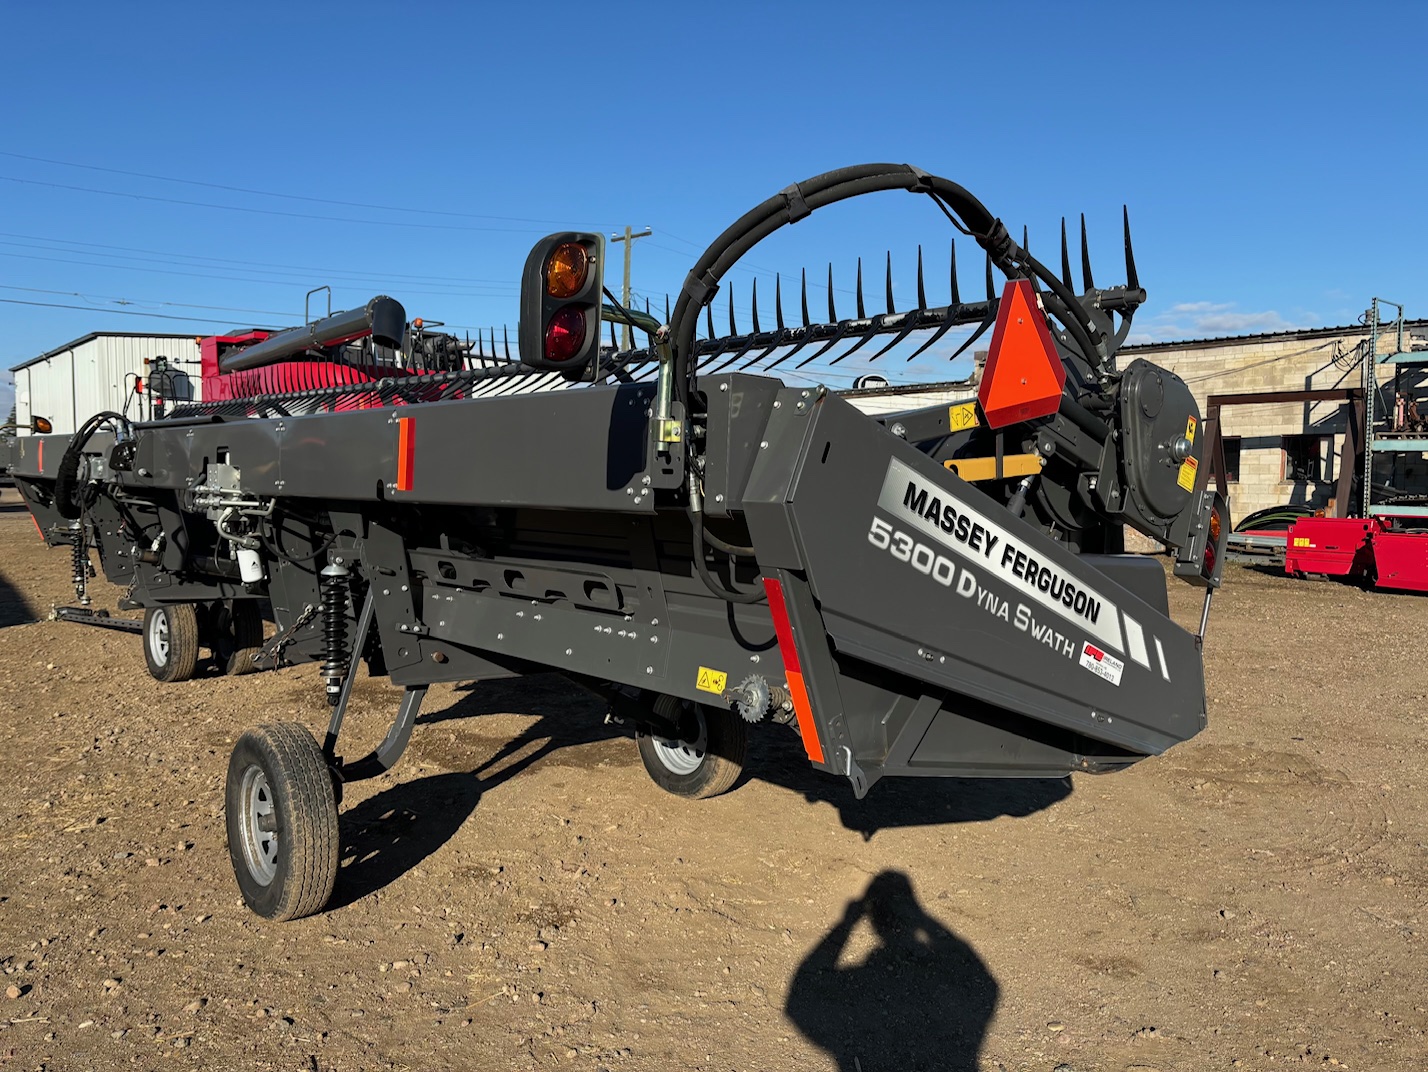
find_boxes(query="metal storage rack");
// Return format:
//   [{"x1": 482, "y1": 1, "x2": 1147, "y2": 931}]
[{"x1": 1362, "y1": 298, "x2": 1428, "y2": 518}]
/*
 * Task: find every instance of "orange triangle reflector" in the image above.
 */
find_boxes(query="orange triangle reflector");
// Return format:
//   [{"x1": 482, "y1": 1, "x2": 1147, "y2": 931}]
[{"x1": 977, "y1": 279, "x2": 1067, "y2": 429}]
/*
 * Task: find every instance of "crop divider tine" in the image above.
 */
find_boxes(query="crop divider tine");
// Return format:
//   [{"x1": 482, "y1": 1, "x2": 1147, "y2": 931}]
[
  {"x1": 795, "y1": 322, "x2": 853, "y2": 368},
  {"x1": 827, "y1": 315, "x2": 886, "y2": 365},
  {"x1": 869, "y1": 316, "x2": 921, "y2": 361}
]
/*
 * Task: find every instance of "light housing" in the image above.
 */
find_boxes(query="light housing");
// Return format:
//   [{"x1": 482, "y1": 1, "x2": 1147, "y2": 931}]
[
  {"x1": 1174, "y1": 489, "x2": 1230, "y2": 588},
  {"x1": 519, "y1": 232, "x2": 605, "y2": 371}
]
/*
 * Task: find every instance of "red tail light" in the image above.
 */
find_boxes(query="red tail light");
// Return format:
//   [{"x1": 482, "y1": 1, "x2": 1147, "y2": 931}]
[{"x1": 544, "y1": 306, "x2": 587, "y2": 363}]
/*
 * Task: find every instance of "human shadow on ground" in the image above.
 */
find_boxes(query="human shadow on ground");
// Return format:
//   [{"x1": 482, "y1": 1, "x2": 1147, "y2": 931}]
[
  {"x1": 786, "y1": 870, "x2": 997, "y2": 1072},
  {"x1": 329, "y1": 675, "x2": 620, "y2": 908},
  {"x1": 748, "y1": 725, "x2": 1072, "y2": 840}
]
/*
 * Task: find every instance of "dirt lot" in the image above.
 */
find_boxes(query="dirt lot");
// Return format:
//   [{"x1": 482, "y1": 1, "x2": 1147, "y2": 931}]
[{"x1": 0, "y1": 483, "x2": 1424, "y2": 1072}]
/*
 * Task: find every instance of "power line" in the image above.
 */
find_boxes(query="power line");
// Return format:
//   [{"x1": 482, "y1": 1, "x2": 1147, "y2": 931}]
[
  {"x1": 0, "y1": 250, "x2": 518, "y2": 302},
  {"x1": 0, "y1": 297, "x2": 272, "y2": 325},
  {"x1": 0, "y1": 232, "x2": 522, "y2": 287},
  {"x1": 0, "y1": 150, "x2": 594, "y2": 226},
  {"x1": 0, "y1": 242, "x2": 517, "y2": 294},
  {"x1": 0, "y1": 174, "x2": 587, "y2": 235},
  {"x1": 0, "y1": 284, "x2": 300, "y2": 319}
]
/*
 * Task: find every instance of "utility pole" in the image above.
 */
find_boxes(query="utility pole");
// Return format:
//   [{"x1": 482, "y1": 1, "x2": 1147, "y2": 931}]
[{"x1": 610, "y1": 226, "x2": 652, "y2": 349}]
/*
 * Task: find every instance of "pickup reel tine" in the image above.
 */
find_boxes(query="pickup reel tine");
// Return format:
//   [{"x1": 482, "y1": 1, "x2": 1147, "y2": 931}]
[
  {"x1": 1060, "y1": 218, "x2": 1074, "y2": 291},
  {"x1": 1080, "y1": 213, "x2": 1095, "y2": 292},
  {"x1": 949, "y1": 239, "x2": 960, "y2": 306},
  {"x1": 1123, "y1": 204, "x2": 1140, "y2": 292}
]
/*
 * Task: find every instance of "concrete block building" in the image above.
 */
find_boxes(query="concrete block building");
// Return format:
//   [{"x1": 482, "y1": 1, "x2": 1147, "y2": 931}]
[{"x1": 1126, "y1": 320, "x2": 1428, "y2": 519}]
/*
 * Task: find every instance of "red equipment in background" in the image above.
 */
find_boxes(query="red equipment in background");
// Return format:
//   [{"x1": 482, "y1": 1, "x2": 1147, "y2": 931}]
[
  {"x1": 1285, "y1": 515, "x2": 1428, "y2": 594},
  {"x1": 197, "y1": 296, "x2": 477, "y2": 412}
]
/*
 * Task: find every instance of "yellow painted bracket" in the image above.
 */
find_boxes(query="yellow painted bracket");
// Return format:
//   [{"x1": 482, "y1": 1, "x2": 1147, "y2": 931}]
[{"x1": 944, "y1": 453, "x2": 1043, "y2": 482}]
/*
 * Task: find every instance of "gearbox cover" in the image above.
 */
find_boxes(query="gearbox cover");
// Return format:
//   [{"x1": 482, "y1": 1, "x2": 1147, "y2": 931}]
[{"x1": 1116, "y1": 359, "x2": 1200, "y2": 526}]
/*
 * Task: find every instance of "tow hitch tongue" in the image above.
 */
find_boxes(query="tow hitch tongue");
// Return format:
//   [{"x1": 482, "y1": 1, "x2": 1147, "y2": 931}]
[{"x1": 4, "y1": 162, "x2": 1215, "y2": 920}]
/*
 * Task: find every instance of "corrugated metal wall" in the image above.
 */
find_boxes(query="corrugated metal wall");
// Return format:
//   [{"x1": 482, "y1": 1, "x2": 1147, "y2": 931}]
[{"x1": 14, "y1": 335, "x2": 201, "y2": 434}]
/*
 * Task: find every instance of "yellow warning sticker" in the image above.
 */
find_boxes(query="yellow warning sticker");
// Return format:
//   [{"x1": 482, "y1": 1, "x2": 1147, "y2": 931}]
[
  {"x1": 949, "y1": 402, "x2": 980, "y2": 431},
  {"x1": 696, "y1": 666, "x2": 727, "y2": 695},
  {"x1": 1185, "y1": 415, "x2": 1197, "y2": 445},
  {"x1": 1177, "y1": 456, "x2": 1198, "y2": 491}
]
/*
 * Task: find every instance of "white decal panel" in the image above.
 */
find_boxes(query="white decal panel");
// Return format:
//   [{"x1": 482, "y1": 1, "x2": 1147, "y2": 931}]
[{"x1": 876, "y1": 457, "x2": 1125, "y2": 654}]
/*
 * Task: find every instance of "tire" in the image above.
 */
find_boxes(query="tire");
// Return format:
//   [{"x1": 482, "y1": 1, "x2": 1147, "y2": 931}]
[
  {"x1": 636, "y1": 701, "x2": 747, "y2": 799},
  {"x1": 225, "y1": 723, "x2": 339, "y2": 921},
  {"x1": 213, "y1": 600, "x2": 264, "y2": 676},
  {"x1": 143, "y1": 604, "x2": 200, "y2": 683}
]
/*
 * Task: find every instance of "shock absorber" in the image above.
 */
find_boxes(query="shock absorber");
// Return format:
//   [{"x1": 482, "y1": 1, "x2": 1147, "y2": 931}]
[
  {"x1": 319, "y1": 561, "x2": 350, "y2": 706},
  {"x1": 70, "y1": 522, "x2": 91, "y2": 605}
]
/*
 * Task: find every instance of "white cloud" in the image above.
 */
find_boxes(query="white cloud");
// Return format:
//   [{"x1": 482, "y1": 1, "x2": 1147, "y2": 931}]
[{"x1": 1128, "y1": 301, "x2": 1315, "y2": 343}]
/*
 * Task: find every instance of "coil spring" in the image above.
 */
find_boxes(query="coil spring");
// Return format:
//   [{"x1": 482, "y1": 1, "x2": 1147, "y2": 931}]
[
  {"x1": 71, "y1": 524, "x2": 90, "y2": 605},
  {"x1": 319, "y1": 563, "x2": 350, "y2": 705}
]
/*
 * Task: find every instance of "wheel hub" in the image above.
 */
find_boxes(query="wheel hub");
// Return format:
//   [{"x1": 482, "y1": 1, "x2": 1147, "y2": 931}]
[
  {"x1": 649, "y1": 708, "x2": 708, "y2": 776},
  {"x1": 238, "y1": 764, "x2": 280, "y2": 885},
  {"x1": 148, "y1": 611, "x2": 170, "y2": 666}
]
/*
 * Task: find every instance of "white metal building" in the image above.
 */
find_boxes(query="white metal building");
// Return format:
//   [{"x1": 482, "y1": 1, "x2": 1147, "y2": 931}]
[{"x1": 11, "y1": 332, "x2": 202, "y2": 434}]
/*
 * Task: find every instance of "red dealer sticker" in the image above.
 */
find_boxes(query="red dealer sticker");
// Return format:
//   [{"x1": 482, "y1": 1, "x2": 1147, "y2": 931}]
[{"x1": 1079, "y1": 641, "x2": 1125, "y2": 686}]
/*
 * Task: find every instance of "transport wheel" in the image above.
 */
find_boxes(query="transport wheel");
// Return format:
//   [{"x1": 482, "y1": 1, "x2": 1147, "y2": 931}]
[
  {"x1": 225, "y1": 722, "x2": 339, "y2": 921},
  {"x1": 213, "y1": 600, "x2": 264, "y2": 676},
  {"x1": 143, "y1": 604, "x2": 200, "y2": 683},
  {"x1": 636, "y1": 701, "x2": 747, "y2": 799}
]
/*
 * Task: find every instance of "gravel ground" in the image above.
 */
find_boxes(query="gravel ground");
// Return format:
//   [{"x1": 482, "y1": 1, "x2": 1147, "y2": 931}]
[{"x1": 0, "y1": 484, "x2": 1424, "y2": 1071}]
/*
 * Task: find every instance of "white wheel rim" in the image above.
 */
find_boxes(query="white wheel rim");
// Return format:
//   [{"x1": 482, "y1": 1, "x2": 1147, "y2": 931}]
[
  {"x1": 238, "y1": 765, "x2": 280, "y2": 885},
  {"x1": 148, "y1": 611, "x2": 170, "y2": 666},
  {"x1": 649, "y1": 708, "x2": 708, "y2": 776}
]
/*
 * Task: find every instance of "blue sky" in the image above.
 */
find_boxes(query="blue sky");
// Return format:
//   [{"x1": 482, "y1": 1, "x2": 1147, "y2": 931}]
[{"x1": 4, "y1": 1, "x2": 1426, "y2": 418}]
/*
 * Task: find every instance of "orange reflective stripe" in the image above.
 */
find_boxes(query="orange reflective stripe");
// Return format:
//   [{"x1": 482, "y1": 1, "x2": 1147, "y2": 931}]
[
  {"x1": 762, "y1": 577, "x2": 825, "y2": 764},
  {"x1": 396, "y1": 417, "x2": 415, "y2": 491},
  {"x1": 783, "y1": 669, "x2": 823, "y2": 764}
]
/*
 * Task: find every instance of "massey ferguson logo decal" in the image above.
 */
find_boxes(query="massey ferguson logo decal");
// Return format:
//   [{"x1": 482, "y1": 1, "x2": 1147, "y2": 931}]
[
  {"x1": 873, "y1": 457, "x2": 1175, "y2": 684},
  {"x1": 878, "y1": 457, "x2": 1124, "y2": 653}
]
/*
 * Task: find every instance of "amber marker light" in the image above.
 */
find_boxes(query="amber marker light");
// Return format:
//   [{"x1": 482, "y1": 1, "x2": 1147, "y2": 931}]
[{"x1": 544, "y1": 243, "x2": 589, "y2": 299}]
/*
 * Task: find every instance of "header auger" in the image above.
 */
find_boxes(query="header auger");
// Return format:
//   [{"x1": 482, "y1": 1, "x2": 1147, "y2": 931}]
[{"x1": 5, "y1": 163, "x2": 1227, "y2": 921}]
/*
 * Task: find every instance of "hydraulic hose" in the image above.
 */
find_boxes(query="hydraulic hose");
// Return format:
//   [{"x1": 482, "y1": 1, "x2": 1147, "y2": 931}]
[
  {"x1": 669, "y1": 163, "x2": 1108, "y2": 603},
  {"x1": 689, "y1": 508, "x2": 765, "y2": 604},
  {"x1": 54, "y1": 410, "x2": 129, "y2": 520}
]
